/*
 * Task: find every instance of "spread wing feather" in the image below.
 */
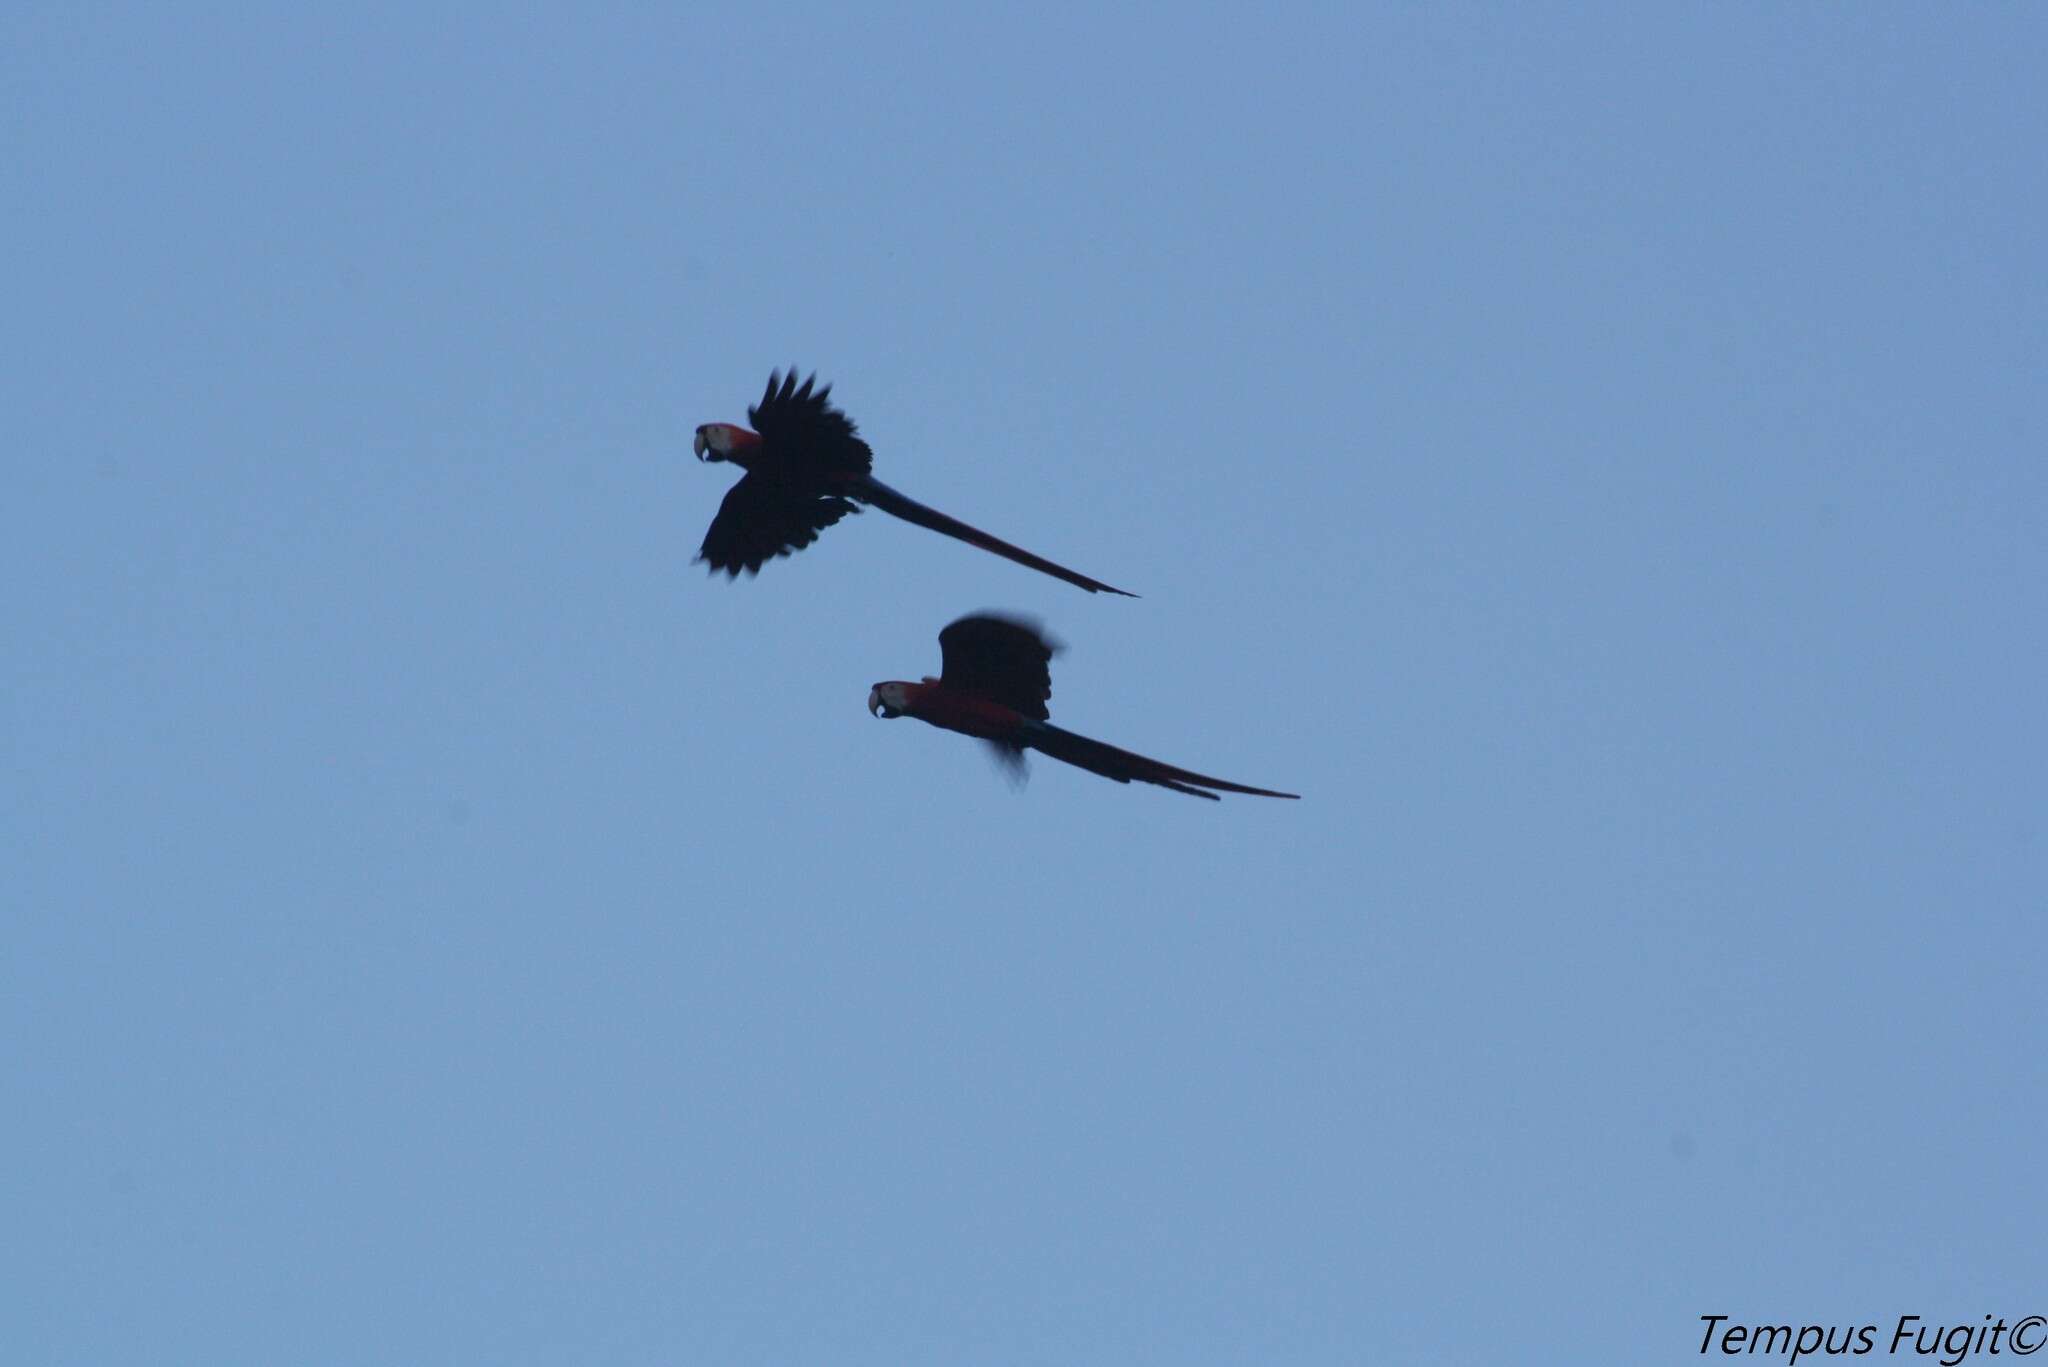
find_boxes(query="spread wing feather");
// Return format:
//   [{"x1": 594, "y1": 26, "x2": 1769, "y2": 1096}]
[
  {"x1": 937, "y1": 614, "x2": 1057, "y2": 721},
  {"x1": 696, "y1": 472, "x2": 858, "y2": 577},
  {"x1": 747, "y1": 369, "x2": 873, "y2": 477}
]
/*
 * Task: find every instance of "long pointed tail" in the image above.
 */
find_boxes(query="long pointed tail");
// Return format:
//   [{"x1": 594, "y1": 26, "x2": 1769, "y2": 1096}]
[
  {"x1": 850, "y1": 476, "x2": 1137, "y2": 597},
  {"x1": 1023, "y1": 721, "x2": 1299, "y2": 800}
]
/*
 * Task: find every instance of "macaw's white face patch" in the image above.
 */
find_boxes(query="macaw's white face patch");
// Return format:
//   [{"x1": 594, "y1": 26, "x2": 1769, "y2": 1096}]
[
  {"x1": 694, "y1": 423, "x2": 745, "y2": 461},
  {"x1": 868, "y1": 683, "x2": 913, "y2": 718}
]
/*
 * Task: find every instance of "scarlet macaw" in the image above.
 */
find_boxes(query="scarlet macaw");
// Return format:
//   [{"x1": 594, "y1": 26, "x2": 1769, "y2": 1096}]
[
  {"x1": 868, "y1": 614, "x2": 1300, "y2": 801},
  {"x1": 693, "y1": 371, "x2": 1135, "y2": 596}
]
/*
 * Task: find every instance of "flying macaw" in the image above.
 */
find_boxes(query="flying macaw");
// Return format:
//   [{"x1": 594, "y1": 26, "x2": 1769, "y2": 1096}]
[
  {"x1": 867, "y1": 614, "x2": 1300, "y2": 801},
  {"x1": 692, "y1": 370, "x2": 1135, "y2": 596}
]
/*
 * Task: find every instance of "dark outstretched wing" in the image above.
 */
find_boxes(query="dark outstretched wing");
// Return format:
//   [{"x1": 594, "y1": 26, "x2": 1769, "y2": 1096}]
[
  {"x1": 853, "y1": 476, "x2": 1136, "y2": 596},
  {"x1": 937, "y1": 613, "x2": 1058, "y2": 721},
  {"x1": 696, "y1": 472, "x2": 857, "y2": 577},
  {"x1": 1021, "y1": 721, "x2": 1300, "y2": 801},
  {"x1": 748, "y1": 369, "x2": 873, "y2": 478}
]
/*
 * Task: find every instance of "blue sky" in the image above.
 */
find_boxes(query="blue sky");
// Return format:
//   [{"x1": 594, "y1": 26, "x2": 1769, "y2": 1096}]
[{"x1": 6, "y1": 5, "x2": 2044, "y2": 1362}]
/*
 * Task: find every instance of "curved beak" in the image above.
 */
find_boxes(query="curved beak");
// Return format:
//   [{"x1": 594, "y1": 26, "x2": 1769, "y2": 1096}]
[
  {"x1": 867, "y1": 687, "x2": 898, "y2": 719},
  {"x1": 692, "y1": 429, "x2": 712, "y2": 462}
]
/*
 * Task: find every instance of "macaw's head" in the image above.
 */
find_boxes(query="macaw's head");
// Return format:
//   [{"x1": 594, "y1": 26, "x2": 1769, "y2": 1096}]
[
  {"x1": 868, "y1": 682, "x2": 914, "y2": 719},
  {"x1": 693, "y1": 423, "x2": 760, "y2": 464}
]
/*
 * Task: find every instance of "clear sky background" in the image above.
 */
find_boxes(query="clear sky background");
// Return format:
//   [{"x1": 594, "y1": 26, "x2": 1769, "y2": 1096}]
[{"x1": 6, "y1": 6, "x2": 2044, "y2": 1363}]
